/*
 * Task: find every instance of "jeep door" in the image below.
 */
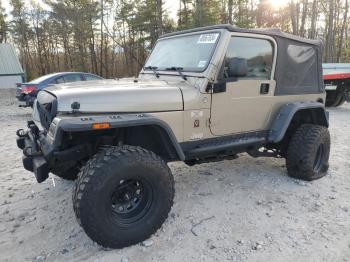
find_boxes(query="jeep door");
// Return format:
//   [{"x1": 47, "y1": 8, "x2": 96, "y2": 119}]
[{"x1": 210, "y1": 34, "x2": 277, "y2": 136}]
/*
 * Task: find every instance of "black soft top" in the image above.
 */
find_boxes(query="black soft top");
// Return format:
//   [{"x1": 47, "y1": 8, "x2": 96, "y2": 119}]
[
  {"x1": 161, "y1": 24, "x2": 322, "y2": 47},
  {"x1": 161, "y1": 24, "x2": 324, "y2": 96}
]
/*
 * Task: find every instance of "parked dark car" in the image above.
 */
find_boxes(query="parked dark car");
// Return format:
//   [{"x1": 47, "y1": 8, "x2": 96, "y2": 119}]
[{"x1": 16, "y1": 72, "x2": 103, "y2": 107}]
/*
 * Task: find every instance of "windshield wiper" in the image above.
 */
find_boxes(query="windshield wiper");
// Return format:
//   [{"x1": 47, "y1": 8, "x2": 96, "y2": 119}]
[
  {"x1": 144, "y1": 66, "x2": 160, "y2": 78},
  {"x1": 165, "y1": 66, "x2": 187, "y2": 80}
]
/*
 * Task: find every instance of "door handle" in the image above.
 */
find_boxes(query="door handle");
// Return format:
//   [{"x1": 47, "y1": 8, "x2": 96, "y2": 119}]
[{"x1": 260, "y1": 83, "x2": 270, "y2": 94}]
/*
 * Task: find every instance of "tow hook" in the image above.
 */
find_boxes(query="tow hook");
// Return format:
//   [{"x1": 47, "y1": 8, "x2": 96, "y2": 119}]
[
  {"x1": 16, "y1": 129, "x2": 28, "y2": 149},
  {"x1": 16, "y1": 129, "x2": 27, "y2": 138},
  {"x1": 16, "y1": 121, "x2": 41, "y2": 155}
]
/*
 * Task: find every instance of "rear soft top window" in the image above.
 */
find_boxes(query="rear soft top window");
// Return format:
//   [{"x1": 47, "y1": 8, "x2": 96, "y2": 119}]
[{"x1": 274, "y1": 38, "x2": 322, "y2": 95}]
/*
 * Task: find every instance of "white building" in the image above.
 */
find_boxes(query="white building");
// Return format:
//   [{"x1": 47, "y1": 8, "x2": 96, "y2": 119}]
[{"x1": 0, "y1": 43, "x2": 25, "y2": 89}]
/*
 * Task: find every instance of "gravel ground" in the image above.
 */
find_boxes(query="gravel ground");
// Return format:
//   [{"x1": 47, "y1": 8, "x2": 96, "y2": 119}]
[{"x1": 0, "y1": 89, "x2": 349, "y2": 262}]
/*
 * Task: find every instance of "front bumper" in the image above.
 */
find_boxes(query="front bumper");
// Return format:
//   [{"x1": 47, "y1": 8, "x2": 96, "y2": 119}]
[
  {"x1": 16, "y1": 121, "x2": 50, "y2": 183},
  {"x1": 16, "y1": 121, "x2": 89, "y2": 183}
]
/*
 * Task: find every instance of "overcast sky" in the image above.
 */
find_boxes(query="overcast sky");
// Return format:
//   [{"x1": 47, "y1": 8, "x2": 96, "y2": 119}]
[{"x1": 2, "y1": 0, "x2": 180, "y2": 20}]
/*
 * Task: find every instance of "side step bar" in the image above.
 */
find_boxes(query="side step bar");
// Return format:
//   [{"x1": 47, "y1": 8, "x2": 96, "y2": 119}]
[{"x1": 184, "y1": 137, "x2": 266, "y2": 159}]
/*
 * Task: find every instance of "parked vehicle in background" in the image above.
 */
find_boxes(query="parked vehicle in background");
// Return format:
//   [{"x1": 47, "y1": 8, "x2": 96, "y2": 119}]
[
  {"x1": 16, "y1": 72, "x2": 103, "y2": 107},
  {"x1": 323, "y1": 63, "x2": 350, "y2": 107}
]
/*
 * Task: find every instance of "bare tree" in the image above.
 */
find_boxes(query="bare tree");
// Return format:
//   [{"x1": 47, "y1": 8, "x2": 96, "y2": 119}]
[
  {"x1": 0, "y1": 0, "x2": 7, "y2": 43},
  {"x1": 228, "y1": 0, "x2": 233, "y2": 24},
  {"x1": 309, "y1": 0, "x2": 318, "y2": 39},
  {"x1": 325, "y1": 0, "x2": 335, "y2": 62},
  {"x1": 290, "y1": 0, "x2": 298, "y2": 34},
  {"x1": 299, "y1": 0, "x2": 308, "y2": 37},
  {"x1": 336, "y1": 0, "x2": 348, "y2": 62},
  {"x1": 156, "y1": 0, "x2": 163, "y2": 35}
]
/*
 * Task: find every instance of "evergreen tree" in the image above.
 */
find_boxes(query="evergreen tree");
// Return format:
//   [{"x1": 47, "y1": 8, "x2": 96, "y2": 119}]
[
  {"x1": 194, "y1": 0, "x2": 221, "y2": 27},
  {"x1": 0, "y1": 0, "x2": 7, "y2": 43},
  {"x1": 177, "y1": 0, "x2": 194, "y2": 29}
]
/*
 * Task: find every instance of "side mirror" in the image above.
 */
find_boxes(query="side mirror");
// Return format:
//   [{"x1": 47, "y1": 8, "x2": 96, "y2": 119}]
[
  {"x1": 206, "y1": 81, "x2": 226, "y2": 93},
  {"x1": 227, "y1": 58, "x2": 248, "y2": 78},
  {"x1": 213, "y1": 82, "x2": 226, "y2": 93}
]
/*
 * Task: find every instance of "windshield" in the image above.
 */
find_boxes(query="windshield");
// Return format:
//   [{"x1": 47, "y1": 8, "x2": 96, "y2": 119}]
[{"x1": 145, "y1": 32, "x2": 220, "y2": 72}]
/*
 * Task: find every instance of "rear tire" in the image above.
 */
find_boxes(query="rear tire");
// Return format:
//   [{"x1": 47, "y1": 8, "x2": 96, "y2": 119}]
[
  {"x1": 325, "y1": 91, "x2": 338, "y2": 107},
  {"x1": 286, "y1": 124, "x2": 330, "y2": 181},
  {"x1": 335, "y1": 96, "x2": 346, "y2": 107},
  {"x1": 326, "y1": 90, "x2": 343, "y2": 107},
  {"x1": 73, "y1": 145, "x2": 174, "y2": 248}
]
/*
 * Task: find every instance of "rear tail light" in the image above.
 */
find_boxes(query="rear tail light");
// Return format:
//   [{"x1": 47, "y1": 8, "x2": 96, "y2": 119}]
[{"x1": 21, "y1": 85, "x2": 37, "y2": 94}]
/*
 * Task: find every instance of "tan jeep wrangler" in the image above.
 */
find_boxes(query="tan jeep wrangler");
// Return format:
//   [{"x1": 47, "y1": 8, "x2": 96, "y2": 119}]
[{"x1": 16, "y1": 25, "x2": 330, "y2": 248}]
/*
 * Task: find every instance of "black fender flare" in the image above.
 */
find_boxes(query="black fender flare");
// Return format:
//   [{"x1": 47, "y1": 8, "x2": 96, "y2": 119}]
[
  {"x1": 268, "y1": 102, "x2": 329, "y2": 143},
  {"x1": 53, "y1": 113, "x2": 186, "y2": 161}
]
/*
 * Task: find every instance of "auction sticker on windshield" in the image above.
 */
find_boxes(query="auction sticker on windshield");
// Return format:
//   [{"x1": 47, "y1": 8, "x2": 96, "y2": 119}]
[{"x1": 197, "y1": 33, "x2": 219, "y2": 44}]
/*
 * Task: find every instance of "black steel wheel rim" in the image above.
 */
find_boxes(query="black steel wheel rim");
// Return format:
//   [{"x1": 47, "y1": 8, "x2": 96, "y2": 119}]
[
  {"x1": 110, "y1": 178, "x2": 153, "y2": 225},
  {"x1": 313, "y1": 144, "x2": 325, "y2": 173}
]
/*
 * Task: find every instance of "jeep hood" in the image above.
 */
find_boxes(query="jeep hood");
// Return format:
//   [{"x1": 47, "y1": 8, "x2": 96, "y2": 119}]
[{"x1": 44, "y1": 79, "x2": 184, "y2": 113}]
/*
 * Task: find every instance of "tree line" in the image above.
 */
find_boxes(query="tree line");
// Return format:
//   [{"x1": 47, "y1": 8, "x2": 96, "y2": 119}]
[{"x1": 0, "y1": 0, "x2": 349, "y2": 80}]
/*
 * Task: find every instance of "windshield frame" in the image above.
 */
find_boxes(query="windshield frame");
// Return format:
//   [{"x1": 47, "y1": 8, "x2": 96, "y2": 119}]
[{"x1": 144, "y1": 31, "x2": 221, "y2": 74}]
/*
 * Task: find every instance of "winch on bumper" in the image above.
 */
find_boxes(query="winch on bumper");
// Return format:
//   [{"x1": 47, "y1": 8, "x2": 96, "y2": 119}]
[{"x1": 16, "y1": 121, "x2": 88, "y2": 183}]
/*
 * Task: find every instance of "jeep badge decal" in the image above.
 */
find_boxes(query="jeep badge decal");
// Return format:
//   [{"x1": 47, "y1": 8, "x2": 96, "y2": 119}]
[{"x1": 194, "y1": 119, "x2": 200, "y2": 128}]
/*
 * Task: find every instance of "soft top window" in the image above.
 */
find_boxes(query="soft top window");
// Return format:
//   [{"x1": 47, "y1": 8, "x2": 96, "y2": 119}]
[
  {"x1": 274, "y1": 38, "x2": 321, "y2": 95},
  {"x1": 222, "y1": 37, "x2": 274, "y2": 80}
]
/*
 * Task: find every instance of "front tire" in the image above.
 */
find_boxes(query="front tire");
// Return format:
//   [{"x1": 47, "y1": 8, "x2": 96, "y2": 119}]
[
  {"x1": 73, "y1": 146, "x2": 174, "y2": 248},
  {"x1": 286, "y1": 124, "x2": 330, "y2": 181}
]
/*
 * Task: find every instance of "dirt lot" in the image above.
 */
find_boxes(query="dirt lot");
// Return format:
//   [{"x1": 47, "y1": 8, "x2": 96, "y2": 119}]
[{"x1": 0, "y1": 89, "x2": 349, "y2": 262}]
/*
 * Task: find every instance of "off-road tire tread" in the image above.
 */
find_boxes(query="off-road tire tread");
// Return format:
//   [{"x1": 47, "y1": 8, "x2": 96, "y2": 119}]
[
  {"x1": 286, "y1": 124, "x2": 330, "y2": 181},
  {"x1": 72, "y1": 145, "x2": 174, "y2": 248}
]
